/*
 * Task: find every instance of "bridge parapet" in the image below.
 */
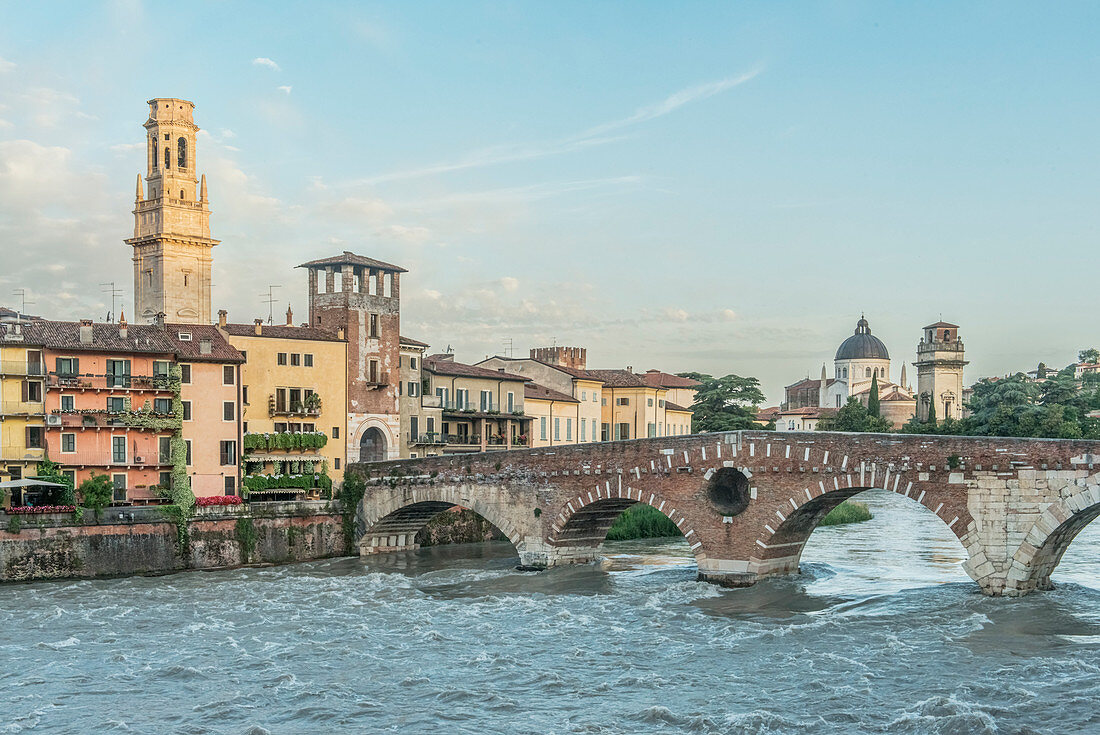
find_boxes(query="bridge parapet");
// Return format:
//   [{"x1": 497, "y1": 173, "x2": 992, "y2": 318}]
[{"x1": 349, "y1": 431, "x2": 1100, "y2": 597}]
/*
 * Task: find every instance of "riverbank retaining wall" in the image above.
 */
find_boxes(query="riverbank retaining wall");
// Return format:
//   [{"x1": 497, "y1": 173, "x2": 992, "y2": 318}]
[{"x1": 0, "y1": 501, "x2": 346, "y2": 583}]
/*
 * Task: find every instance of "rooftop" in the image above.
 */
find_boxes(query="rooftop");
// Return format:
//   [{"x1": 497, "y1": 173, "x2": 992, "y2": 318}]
[
  {"x1": 425, "y1": 355, "x2": 529, "y2": 382},
  {"x1": 640, "y1": 370, "x2": 702, "y2": 389},
  {"x1": 585, "y1": 369, "x2": 650, "y2": 388},
  {"x1": 21, "y1": 320, "x2": 177, "y2": 354},
  {"x1": 297, "y1": 251, "x2": 407, "y2": 273},
  {"x1": 221, "y1": 323, "x2": 346, "y2": 342},
  {"x1": 166, "y1": 324, "x2": 245, "y2": 363},
  {"x1": 524, "y1": 383, "x2": 579, "y2": 403}
]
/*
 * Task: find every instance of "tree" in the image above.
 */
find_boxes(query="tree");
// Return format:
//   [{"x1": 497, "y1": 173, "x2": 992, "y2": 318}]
[
  {"x1": 79, "y1": 473, "x2": 114, "y2": 518},
  {"x1": 33, "y1": 452, "x2": 75, "y2": 505},
  {"x1": 678, "y1": 372, "x2": 766, "y2": 432},
  {"x1": 867, "y1": 373, "x2": 880, "y2": 418},
  {"x1": 926, "y1": 396, "x2": 936, "y2": 426},
  {"x1": 1079, "y1": 348, "x2": 1099, "y2": 364},
  {"x1": 818, "y1": 397, "x2": 893, "y2": 433}
]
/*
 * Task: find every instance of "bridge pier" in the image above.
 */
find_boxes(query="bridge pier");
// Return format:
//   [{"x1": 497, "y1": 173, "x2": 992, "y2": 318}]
[{"x1": 360, "y1": 533, "x2": 420, "y2": 555}]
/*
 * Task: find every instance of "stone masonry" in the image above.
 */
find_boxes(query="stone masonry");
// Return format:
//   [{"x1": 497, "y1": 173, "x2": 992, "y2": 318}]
[{"x1": 350, "y1": 430, "x2": 1100, "y2": 596}]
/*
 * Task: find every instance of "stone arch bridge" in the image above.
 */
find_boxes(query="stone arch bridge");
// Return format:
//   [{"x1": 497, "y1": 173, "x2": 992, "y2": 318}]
[{"x1": 349, "y1": 431, "x2": 1100, "y2": 597}]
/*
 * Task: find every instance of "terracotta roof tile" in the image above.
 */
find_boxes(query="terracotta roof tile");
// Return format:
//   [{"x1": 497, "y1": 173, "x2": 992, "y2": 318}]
[
  {"x1": 586, "y1": 369, "x2": 649, "y2": 387},
  {"x1": 22, "y1": 320, "x2": 177, "y2": 354},
  {"x1": 665, "y1": 401, "x2": 692, "y2": 412},
  {"x1": 424, "y1": 356, "x2": 529, "y2": 382},
  {"x1": 640, "y1": 370, "x2": 701, "y2": 389},
  {"x1": 221, "y1": 323, "x2": 345, "y2": 342},
  {"x1": 524, "y1": 383, "x2": 578, "y2": 403},
  {"x1": 400, "y1": 335, "x2": 430, "y2": 348},
  {"x1": 166, "y1": 324, "x2": 245, "y2": 363}
]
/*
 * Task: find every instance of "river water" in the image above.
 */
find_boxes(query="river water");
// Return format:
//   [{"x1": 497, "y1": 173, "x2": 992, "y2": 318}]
[{"x1": 2, "y1": 490, "x2": 1098, "y2": 734}]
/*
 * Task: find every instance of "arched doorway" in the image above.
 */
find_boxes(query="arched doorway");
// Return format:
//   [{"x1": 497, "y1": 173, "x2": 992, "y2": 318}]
[{"x1": 359, "y1": 427, "x2": 387, "y2": 463}]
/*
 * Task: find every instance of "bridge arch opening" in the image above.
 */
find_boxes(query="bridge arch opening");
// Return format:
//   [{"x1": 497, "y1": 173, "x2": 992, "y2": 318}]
[
  {"x1": 551, "y1": 494, "x2": 700, "y2": 566},
  {"x1": 755, "y1": 486, "x2": 969, "y2": 589},
  {"x1": 1014, "y1": 489, "x2": 1100, "y2": 594},
  {"x1": 359, "y1": 496, "x2": 522, "y2": 560}
]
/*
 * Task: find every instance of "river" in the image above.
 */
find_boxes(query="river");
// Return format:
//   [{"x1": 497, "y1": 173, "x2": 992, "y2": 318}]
[{"x1": 2, "y1": 489, "x2": 1098, "y2": 734}]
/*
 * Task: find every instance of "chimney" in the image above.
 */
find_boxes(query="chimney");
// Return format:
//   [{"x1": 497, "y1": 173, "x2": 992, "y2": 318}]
[
  {"x1": 254, "y1": 319, "x2": 263, "y2": 336},
  {"x1": 79, "y1": 319, "x2": 93, "y2": 345},
  {"x1": 154, "y1": 312, "x2": 166, "y2": 329},
  {"x1": 199, "y1": 338, "x2": 212, "y2": 355},
  {"x1": 286, "y1": 304, "x2": 293, "y2": 326},
  {"x1": 217, "y1": 309, "x2": 227, "y2": 328},
  {"x1": 118, "y1": 310, "x2": 128, "y2": 340},
  {"x1": 626, "y1": 365, "x2": 633, "y2": 373},
  {"x1": 336, "y1": 327, "x2": 345, "y2": 340}
]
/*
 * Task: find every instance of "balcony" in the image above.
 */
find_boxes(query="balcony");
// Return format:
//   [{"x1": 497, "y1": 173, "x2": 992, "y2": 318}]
[
  {"x1": 408, "y1": 432, "x2": 447, "y2": 445},
  {"x1": 46, "y1": 410, "x2": 178, "y2": 431},
  {"x1": 46, "y1": 373, "x2": 178, "y2": 392},
  {"x1": 363, "y1": 371, "x2": 390, "y2": 390},
  {"x1": 0, "y1": 361, "x2": 46, "y2": 377},
  {"x1": 56, "y1": 453, "x2": 173, "y2": 468},
  {"x1": 268, "y1": 393, "x2": 322, "y2": 418}
]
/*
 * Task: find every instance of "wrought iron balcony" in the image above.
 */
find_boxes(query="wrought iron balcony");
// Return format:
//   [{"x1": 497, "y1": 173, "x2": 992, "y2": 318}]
[
  {"x1": 46, "y1": 373, "x2": 177, "y2": 392},
  {"x1": 408, "y1": 432, "x2": 447, "y2": 445}
]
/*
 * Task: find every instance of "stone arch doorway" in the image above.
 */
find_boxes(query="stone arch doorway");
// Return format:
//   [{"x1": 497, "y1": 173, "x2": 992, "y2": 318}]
[{"x1": 359, "y1": 427, "x2": 387, "y2": 463}]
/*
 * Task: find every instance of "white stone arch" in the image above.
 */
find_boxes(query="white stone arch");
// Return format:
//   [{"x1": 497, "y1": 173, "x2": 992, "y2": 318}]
[
  {"x1": 349, "y1": 416, "x2": 399, "y2": 463},
  {"x1": 1004, "y1": 484, "x2": 1100, "y2": 596}
]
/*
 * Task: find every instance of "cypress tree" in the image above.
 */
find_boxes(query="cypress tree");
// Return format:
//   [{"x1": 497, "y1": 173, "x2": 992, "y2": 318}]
[
  {"x1": 868, "y1": 373, "x2": 880, "y2": 418},
  {"x1": 926, "y1": 397, "x2": 937, "y2": 426}
]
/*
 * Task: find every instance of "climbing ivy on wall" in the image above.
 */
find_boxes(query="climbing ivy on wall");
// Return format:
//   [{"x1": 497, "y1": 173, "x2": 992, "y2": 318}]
[{"x1": 242, "y1": 432, "x2": 328, "y2": 452}]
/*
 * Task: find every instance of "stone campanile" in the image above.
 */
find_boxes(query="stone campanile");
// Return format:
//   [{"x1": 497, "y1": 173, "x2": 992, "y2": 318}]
[
  {"x1": 126, "y1": 98, "x2": 218, "y2": 324},
  {"x1": 914, "y1": 321, "x2": 968, "y2": 422}
]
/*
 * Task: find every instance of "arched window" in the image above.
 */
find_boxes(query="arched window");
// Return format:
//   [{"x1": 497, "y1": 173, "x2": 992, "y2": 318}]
[
  {"x1": 164, "y1": 147, "x2": 171, "y2": 169},
  {"x1": 865, "y1": 367, "x2": 872, "y2": 378},
  {"x1": 180, "y1": 189, "x2": 185, "y2": 199},
  {"x1": 843, "y1": 368, "x2": 848, "y2": 378},
  {"x1": 152, "y1": 137, "x2": 158, "y2": 169},
  {"x1": 177, "y1": 137, "x2": 187, "y2": 169}
]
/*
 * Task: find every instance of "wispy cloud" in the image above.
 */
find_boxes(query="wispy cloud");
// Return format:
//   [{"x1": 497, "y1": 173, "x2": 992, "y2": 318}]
[
  {"x1": 0, "y1": 56, "x2": 14, "y2": 73},
  {"x1": 252, "y1": 57, "x2": 281, "y2": 71},
  {"x1": 277, "y1": 85, "x2": 293, "y2": 95},
  {"x1": 349, "y1": 67, "x2": 761, "y2": 186}
]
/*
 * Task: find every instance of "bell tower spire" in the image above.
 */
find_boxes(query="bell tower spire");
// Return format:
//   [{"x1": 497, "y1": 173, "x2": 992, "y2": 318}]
[{"x1": 126, "y1": 98, "x2": 218, "y2": 325}]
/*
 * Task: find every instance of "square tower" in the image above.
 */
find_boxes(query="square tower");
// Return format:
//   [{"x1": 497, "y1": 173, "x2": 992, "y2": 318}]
[
  {"x1": 914, "y1": 321, "x2": 968, "y2": 421},
  {"x1": 298, "y1": 252, "x2": 406, "y2": 462},
  {"x1": 126, "y1": 98, "x2": 217, "y2": 324}
]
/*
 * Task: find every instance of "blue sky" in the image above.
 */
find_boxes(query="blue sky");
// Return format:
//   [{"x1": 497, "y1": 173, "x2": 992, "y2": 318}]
[{"x1": 1, "y1": 1, "x2": 1097, "y2": 403}]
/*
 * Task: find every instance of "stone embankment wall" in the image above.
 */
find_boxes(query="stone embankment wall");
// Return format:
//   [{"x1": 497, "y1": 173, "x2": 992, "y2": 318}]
[{"x1": 0, "y1": 501, "x2": 346, "y2": 583}]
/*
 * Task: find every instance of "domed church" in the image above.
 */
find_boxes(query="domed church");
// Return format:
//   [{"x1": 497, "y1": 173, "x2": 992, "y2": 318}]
[{"x1": 780, "y1": 316, "x2": 917, "y2": 429}]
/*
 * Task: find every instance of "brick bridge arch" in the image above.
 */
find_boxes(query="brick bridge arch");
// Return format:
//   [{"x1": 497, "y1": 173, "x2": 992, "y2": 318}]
[{"x1": 351, "y1": 431, "x2": 1100, "y2": 596}]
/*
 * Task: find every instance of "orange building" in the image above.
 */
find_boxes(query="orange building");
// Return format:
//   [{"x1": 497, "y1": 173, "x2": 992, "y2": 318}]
[{"x1": 26, "y1": 318, "x2": 180, "y2": 504}]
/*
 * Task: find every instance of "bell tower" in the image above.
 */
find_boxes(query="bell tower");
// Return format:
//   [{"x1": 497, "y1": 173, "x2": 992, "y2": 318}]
[
  {"x1": 914, "y1": 321, "x2": 968, "y2": 421},
  {"x1": 126, "y1": 98, "x2": 218, "y2": 324}
]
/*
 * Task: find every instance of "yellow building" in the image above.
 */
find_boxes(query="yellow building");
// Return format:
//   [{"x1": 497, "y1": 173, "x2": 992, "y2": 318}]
[
  {"x1": 0, "y1": 324, "x2": 46, "y2": 502},
  {"x1": 523, "y1": 383, "x2": 581, "y2": 447},
  {"x1": 589, "y1": 370, "x2": 693, "y2": 440},
  {"x1": 398, "y1": 336, "x2": 443, "y2": 458},
  {"x1": 422, "y1": 354, "x2": 531, "y2": 453},
  {"x1": 219, "y1": 311, "x2": 348, "y2": 497}
]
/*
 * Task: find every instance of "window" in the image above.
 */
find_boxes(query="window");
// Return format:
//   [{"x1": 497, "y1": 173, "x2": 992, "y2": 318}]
[
  {"x1": 182, "y1": 401, "x2": 192, "y2": 420},
  {"x1": 648, "y1": 398, "x2": 654, "y2": 407},
  {"x1": 648, "y1": 423, "x2": 656, "y2": 438},
  {"x1": 369, "y1": 313, "x2": 379, "y2": 338},
  {"x1": 304, "y1": 354, "x2": 313, "y2": 367},
  {"x1": 106, "y1": 359, "x2": 131, "y2": 388},
  {"x1": 223, "y1": 365, "x2": 235, "y2": 385},
  {"x1": 658, "y1": 400, "x2": 665, "y2": 408},
  {"x1": 153, "y1": 360, "x2": 171, "y2": 378},
  {"x1": 291, "y1": 353, "x2": 301, "y2": 367},
  {"x1": 177, "y1": 136, "x2": 187, "y2": 168},
  {"x1": 183, "y1": 273, "x2": 189, "y2": 287},
  {"x1": 554, "y1": 418, "x2": 560, "y2": 440},
  {"x1": 540, "y1": 417, "x2": 547, "y2": 440},
  {"x1": 407, "y1": 381, "x2": 419, "y2": 397},
  {"x1": 455, "y1": 389, "x2": 468, "y2": 410},
  {"x1": 154, "y1": 398, "x2": 172, "y2": 414},
  {"x1": 180, "y1": 364, "x2": 191, "y2": 384},
  {"x1": 107, "y1": 397, "x2": 126, "y2": 413},
  {"x1": 274, "y1": 422, "x2": 288, "y2": 432},
  {"x1": 332, "y1": 426, "x2": 340, "y2": 439},
  {"x1": 507, "y1": 392, "x2": 514, "y2": 412},
  {"x1": 865, "y1": 367, "x2": 872, "y2": 378},
  {"x1": 277, "y1": 353, "x2": 288, "y2": 366},
  {"x1": 223, "y1": 401, "x2": 235, "y2": 421},
  {"x1": 62, "y1": 470, "x2": 75, "y2": 486},
  {"x1": 617, "y1": 423, "x2": 630, "y2": 440},
  {"x1": 410, "y1": 416, "x2": 419, "y2": 440},
  {"x1": 601, "y1": 423, "x2": 610, "y2": 441},
  {"x1": 158, "y1": 437, "x2": 172, "y2": 464},
  {"x1": 177, "y1": 331, "x2": 192, "y2": 341},
  {"x1": 410, "y1": 357, "x2": 417, "y2": 370},
  {"x1": 303, "y1": 423, "x2": 315, "y2": 433},
  {"x1": 566, "y1": 418, "x2": 572, "y2": 441},
  {"x1": 56, "y1": 357, "x2": 78, "y2": 376},
  {"x1": 152, "y1": 136, "x2": 158, "y2": 169},
  {"x1": 601, "y1": 398, "x2": 607, "y2": 406},
  {"x1": 369, "y1": 359, "x2": 379, "y2": 383},
  {"x1": 224, "y1": 476, "x2": 236, "y2": 496},
  {"x1": 61, "y1": 395, "x2": 75, "y2": 412},
  {"x1": 112, "y1": 474, "x2": 127, "y2": 502},
  {"x1": 581, "y1": 419, "x2": 587, "y2": 442},
  {"x1": 480, "y1": 390, "x2": 493, "y2": 412},
  {"x1": 581, "y1": 391, "x2": 587, "y2": 401},
  {"x1": 112, "y1": 436, "x2": 127, "y2": 463},
  {"x1": 242, "y1": 386, "x2": 248, "y2": 405},
  {"x1": 593, "y1": 393, "x2": 598, "y2": 402},
  {"x1": 334, "y1": 458, "x2": 341, "y2": 470},
  {"x1": 22, "y1": 380, "x2": 42, "y2": 402},
  {"x1": 164, "y1": 146, "x2": 171, "y2": 170},
  {"x1": 185, "y1": 440, "x2": 192, "y2": 466},
  {"x1": 61, "y1": 433, "x2": 75, "y2": 453},
  {"x1": 219, "y1": 441, "x2": 237, "y2": 466},
  {"x1": 616, "y1": 397, "x2": 629, "y2": 406}
]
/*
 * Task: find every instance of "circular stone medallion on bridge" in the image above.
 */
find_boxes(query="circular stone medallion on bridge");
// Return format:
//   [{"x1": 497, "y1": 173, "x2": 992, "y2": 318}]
[{"x1": 705, "y1": 467, "x2": 751, "y2": 516}]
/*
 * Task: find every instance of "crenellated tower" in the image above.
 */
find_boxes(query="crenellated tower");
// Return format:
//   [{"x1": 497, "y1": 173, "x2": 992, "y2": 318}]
[{"x1": 126, "y1": 98, "x2": 217, "y2": 324}]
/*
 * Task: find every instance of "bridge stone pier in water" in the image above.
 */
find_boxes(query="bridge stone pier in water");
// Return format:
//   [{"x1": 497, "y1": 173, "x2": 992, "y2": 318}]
[{"x1": 349, "y1": 431, "x2": 1100, "y2": 597}]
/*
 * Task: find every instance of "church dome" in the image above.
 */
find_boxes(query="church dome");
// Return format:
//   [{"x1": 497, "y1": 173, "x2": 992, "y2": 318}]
[{"x1": 835, "y1": 317, "x2": 890, "y2": 361}]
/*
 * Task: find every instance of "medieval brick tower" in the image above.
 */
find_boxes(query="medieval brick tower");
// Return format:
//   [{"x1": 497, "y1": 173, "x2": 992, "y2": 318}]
[
  {"x1": 915, "y1": 321, "x2": 968, "y2": 422},
  {"x1": 298, "y1": 252, "x2": 406, "y2": 462},
  {"x1": 127, "y1": 98, "x2": 217, "y2": 324}
]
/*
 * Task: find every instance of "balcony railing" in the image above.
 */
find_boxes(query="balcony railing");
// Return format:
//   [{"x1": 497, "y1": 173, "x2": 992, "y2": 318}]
[
  {"x1": 47, "y1": 373, "x2": 177, "y2": 391},
  {"x1": 268, "y1": 394, "x2": 322, "y2": 417},
  {"x1": 56, "y1": 453, "x2": 173, "y2": 468},
  {"x1": 442, "y1": 401, "x2": 506, "y2": 413},
  {"x1": 364, "y1": 372, "x2": 390, "y2": 387},
  {"x1": 46, "y1": 411, "x2": 177, "y2": 430},
  {"x1": 0, "y1": 361, "x2": 46, "y2": 376},
  {"x1": 408, "y1": 432, "x2": 447, "y2": 445}
]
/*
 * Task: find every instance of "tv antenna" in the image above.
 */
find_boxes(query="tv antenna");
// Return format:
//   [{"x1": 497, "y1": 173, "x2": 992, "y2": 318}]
[
  {"x1": 261, "y1": 285, "x2": 281, "y2": 325},
  {"x1": 502, "y1": 337, "x2": 513, "y2": 358},
  {"x1": 100, "y1": 283, "x2": 123, "y2": 322},
  {"x1": 12, "y1": 288, "x2": 34, "y2": 321}
]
